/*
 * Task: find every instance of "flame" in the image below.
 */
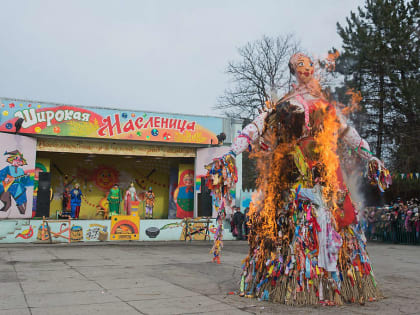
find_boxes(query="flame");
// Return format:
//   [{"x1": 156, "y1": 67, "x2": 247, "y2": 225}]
[
  {"x1": 313, "y1": 101, "x2": 341, "y2": 212},
  {"x1": 246, "y1": 134, "x2": 290, "y2": 267},
  {"x1": 325, "y1": 50, "x2": 340, "y2": 72},
  {"x1": 342, "y1": 88, "x2": 362, "y2": 115}
]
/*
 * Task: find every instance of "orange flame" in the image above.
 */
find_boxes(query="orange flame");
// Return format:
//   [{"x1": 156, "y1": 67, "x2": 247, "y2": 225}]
[
  {"x1": 313, "y1": 101, "x2": 341, "y2": 209},
  {"x1": 325, "y1": 50, "x2": 340, "y2": 72},
  {"x1": 342, "y1": 88, "x2": 362, "y2": 115}
]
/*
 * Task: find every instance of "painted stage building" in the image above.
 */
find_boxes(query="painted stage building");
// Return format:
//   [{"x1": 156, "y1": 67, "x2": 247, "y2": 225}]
[{"x1": 0, "y1": 98, "x2": 242, "y2": 243}]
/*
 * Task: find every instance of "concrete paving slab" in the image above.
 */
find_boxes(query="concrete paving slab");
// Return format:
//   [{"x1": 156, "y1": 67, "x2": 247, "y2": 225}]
[
  {"x1": 0, "y1": 294, "x2": 27, "y2": 310},
  {"x1": 0, "y1": 282, "x2": 23, "y2": 297},
  {"x1": 20, "y1": 278, "x2": 102, "y2": 294},
  {"x1": 26, "y1": 290, "x2": 120, "y2": 308},
  {"x1": 128, "y1": 295, "x2": 237, "y2": 315},
  {"x1": 30, "y1": 302, "x2": 140, "y2": 315},
  {"x1": 0, "y1": 308, "x2": 31, "y2": 315}
]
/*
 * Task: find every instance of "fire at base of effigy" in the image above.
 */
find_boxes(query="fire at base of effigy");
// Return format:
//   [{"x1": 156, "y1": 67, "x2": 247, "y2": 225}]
[{"x1": 205, "y1": 52, "x2": 391, "y2": 306}]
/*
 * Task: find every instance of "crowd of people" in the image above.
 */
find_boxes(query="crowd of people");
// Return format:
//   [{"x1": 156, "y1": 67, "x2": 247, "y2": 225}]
[{"x1": 361, "y1": 198, "x2": 420, "y2": 244}]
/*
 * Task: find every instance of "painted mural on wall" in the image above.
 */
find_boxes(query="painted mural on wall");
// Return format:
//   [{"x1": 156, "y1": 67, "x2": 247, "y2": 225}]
[
  {"x1": 110, "y1": 213, "x2": 140, "y2": 240},
  {"x1": 174, "y1": 164, "x2": 194, "y2": 218},
  {"x1": 140, "y1": 218, "x2": 236, "y2": 241},
  {"x1": 0, "y1": 98, "x2": 221, "y2": 144},
  {"x1": 0, "y1": 219, "x2": 111, "y2": 243},
  {"x1": 0, "y1": 218, "x2": 237, "y2": 243},
  {"x1": 0, "y1": 133, "x2": 36, "y2": 219}
]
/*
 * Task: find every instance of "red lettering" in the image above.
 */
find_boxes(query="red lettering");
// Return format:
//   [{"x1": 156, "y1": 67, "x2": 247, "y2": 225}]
[
  {"x1": 169, "y1": 119, "x2": 177, "y2": 129},
  {"x1": 186, "y1": 121, "x2": 196, "y2": 131},
  {"x1": 123, "y1": 119, "x2": 135, "y2": 133},
  {"x1": 144, "y1": 117, "x2": 154, "y2": 128},
  {"x1": 161, "y1": 118, "x2": 168, "y2": 128},
  {"x1": 97, "y1": 114, "x2": 122, "y2": 137},
  {"x1": 177, "y1": 120, "x2": 187, "y2": 133},
  {"x1": 135, "y1": 117, "x2": 143, "y2": 129},
  {"x1": 154, "y1": 117, "x2": 161, "y2": 128}
]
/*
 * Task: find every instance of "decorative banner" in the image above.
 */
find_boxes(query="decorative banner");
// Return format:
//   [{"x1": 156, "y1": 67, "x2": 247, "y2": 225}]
[
  {"x1": 0, "y1": 133, "x2": 36, "y2": 219},
  {"x1": 393, "y1": 172, "x2": 420, "y2": 180},
  {"x1": 110, "y1": 213, "x2": 140, "y2": 240},
  {"x1": 174, "y1": 164, "x2": 194, "y2": 218},
  {"x1": 0, "y1": 99, "x2": 222, "y2": 145}
]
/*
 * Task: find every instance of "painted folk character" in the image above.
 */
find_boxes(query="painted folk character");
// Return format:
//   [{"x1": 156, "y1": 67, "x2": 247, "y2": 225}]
[
  {"x1": 174, "y1": 169, "x2": 194, "y2": 218},
  {"x1": 208, "y1": 52, "x2": 390, "y2": 304},
  {"x1": 0, "y1": 150, "x2": 33, "y2": 214},
  {"x1": 62, "y1": 186, "x2": 71, "y2": 215},
  {"x1": 124, "y1": 181, "x2": 139, "y2": 215},
  {"x1": 144, "y1": 187, "x2": 155, "y2": 219},
  {"x1": 107, "y1": 183, "x2": 122, "y2": 217},
  {"x1": 70, "y1": 183, "x2": 82, "y2": 219}
]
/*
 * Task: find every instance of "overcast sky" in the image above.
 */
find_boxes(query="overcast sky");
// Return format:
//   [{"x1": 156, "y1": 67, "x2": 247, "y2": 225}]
[{"x1": 0, "y1": 0, "x2": 365, "y2": 116}]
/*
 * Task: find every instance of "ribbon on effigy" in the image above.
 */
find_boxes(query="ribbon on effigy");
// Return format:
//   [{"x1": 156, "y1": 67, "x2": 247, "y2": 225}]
[{"x1": 295, "y1": 94, "x2": 311, "y2": 131}]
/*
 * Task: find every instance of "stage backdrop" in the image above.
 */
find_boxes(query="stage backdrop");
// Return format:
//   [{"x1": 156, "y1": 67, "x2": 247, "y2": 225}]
[
  {"x1": 0, "y1": 133, "x2": 36, "y2": 219},
  {"x1": 44, "y1": 152, "x2": 170, "y2": 220}
]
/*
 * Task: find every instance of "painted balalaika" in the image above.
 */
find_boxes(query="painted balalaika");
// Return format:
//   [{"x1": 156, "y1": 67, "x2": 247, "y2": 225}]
[{"x1": 206, "y1": 53, "x2": 391, "y2": 306}]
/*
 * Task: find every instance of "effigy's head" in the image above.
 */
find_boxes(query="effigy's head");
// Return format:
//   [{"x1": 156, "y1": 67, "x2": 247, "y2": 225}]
[{"x1": 288, "y1": 52, "x2": 314, "y2": 84}]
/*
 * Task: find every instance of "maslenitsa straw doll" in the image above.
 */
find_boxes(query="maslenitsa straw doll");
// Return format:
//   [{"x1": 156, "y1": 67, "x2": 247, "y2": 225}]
[{"x1": 206, "y1": 52, "x2": 391, "y2": 306}]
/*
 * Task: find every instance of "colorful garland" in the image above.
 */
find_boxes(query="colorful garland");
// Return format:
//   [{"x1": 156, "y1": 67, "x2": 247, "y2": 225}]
[{"x1": 205, "y1": 151, "x2": 238, "y2": 263}]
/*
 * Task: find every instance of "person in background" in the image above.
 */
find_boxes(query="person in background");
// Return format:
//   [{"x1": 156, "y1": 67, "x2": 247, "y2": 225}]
[
  {"x1": 232, "y1": 206, "x2": 245, "y2": 240},
  {"x1": 413, "y1": 213, "x2": 420, "y2": 243},
  {"x1": 243, "y1": 207, "x2": 250, "y2": 240},
  {"x1": 367, "y1": 210, "x2": 376, "y2": 240}
]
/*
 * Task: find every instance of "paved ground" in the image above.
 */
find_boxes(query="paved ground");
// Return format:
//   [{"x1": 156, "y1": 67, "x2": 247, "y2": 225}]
[{"x1": 0, "y1": 241, "x2": 419, "y2": 315}]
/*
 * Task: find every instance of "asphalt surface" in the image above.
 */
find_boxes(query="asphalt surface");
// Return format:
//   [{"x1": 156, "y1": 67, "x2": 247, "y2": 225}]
[{"x1": 0, "y1": 241, "x2": 419, "y2": 314}]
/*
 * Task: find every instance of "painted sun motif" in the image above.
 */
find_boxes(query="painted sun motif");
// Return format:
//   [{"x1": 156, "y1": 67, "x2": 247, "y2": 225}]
[{"x1": 93, "y1": 166, "x2": 119, "y2": 191}]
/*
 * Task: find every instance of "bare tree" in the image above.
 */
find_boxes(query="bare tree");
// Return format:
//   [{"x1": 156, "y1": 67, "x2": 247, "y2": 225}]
[{"x1": 215, "y1": 34, "x2": 301, "y2": 120}]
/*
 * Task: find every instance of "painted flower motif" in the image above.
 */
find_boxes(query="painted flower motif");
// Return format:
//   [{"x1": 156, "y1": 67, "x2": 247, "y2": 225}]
[
  {"x1": 163, "y1": 132, "x2": 172, "y2": 140},
  {"x1": 9, "y1": 103, "x2": 15, "y2": 108},
  {"x1": 19, "y1": 104, "x2": 23, "y2": 107},
  {"x1": 131, "y1": 113, "x2": 135, "y2": 117},
  {"x1": 143, "y1": 113, "x2": 147, "y2": 118},
  {"x1": 1, "y1": 104, "x2": 4, "y2": 107},
  {"x1": 53, "y1": 126, "x2": 61, "y2": 133},
  {"x1": 146, "y1": 136, "x2": 150, "y2": 140},
  {"x1": 5, "y1": 123, "x2": 12, "y2": 129},
  {"x1": 37, "y1": 105, "x2": 41, "y2": 108},
  {"x1": 34, "y1": 127, "x2": 42, "y2": 133},
  {"x1": 122, "y1": 113, "x2": 128, "y2": 118},
  {"x1": 2, "y1": 110, "x2": 9, "y2": 116},
  {"x1": 151, "y1": 129, "x2": 159, "y2": 136},
  {"x1": 28, "y1": 104, "x2": 32, "y2": 107},
  {"x1": 136, "y1": 131, "x2": 142, "y2": 136}
]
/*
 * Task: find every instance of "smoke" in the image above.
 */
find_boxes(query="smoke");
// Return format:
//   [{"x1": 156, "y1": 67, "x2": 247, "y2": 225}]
[{"x1": 342, "y1": 164, "x2": 367, "y2": 220}]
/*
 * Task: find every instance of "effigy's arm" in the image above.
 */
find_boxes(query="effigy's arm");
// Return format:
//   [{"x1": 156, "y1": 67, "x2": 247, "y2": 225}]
[
  {"x1": 230, "y1": 111, "x2": 268, "y2": 156},
  {"x1": 338, "y1": 113, "x2": 392, "y2": 191}
]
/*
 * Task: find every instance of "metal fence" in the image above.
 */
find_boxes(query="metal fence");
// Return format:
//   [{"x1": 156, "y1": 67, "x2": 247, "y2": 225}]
[{"x1": 366, "y1": 221, "x2": 420, "y2": 245}]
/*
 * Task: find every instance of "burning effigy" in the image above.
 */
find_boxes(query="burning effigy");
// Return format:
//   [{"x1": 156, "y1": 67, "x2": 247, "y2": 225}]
[{"x1": 205, "y1": 52, "x2": 391, "y2": 305}]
